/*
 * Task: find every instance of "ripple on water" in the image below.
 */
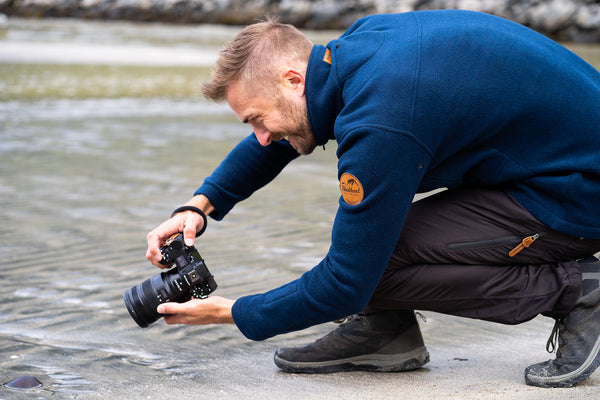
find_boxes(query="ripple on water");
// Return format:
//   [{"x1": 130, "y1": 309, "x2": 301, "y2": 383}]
[{"x1": 0, "y1": 19, "x2": 345, "y2": 398}]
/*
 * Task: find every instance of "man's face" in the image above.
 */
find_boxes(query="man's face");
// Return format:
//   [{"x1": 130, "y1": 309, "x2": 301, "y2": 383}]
[{"x1": 226, "y1": 80, "x2": 317, "y2": 155}]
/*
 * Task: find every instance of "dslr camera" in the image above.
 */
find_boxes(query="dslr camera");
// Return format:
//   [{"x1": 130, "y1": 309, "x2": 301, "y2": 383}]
[{"x1": 123, "y1": 233, "x2": 217, "y2": 328}]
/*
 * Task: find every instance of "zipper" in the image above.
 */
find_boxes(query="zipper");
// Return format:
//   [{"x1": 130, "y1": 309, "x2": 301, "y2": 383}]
[
  {"x1": 508, "y1": 233, "x2": 540, "y2": 257},
  {"x1": 448, "y1": 235, "x2": 523, "y2": 250},
  {"x1": 448, "y1": 233, "x2": 541, "y2": 257}
]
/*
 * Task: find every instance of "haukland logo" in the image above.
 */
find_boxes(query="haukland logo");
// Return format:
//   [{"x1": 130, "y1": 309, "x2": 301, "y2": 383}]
[{"x1": 340, "y1": 173, "x2": 364, "y2": 205}]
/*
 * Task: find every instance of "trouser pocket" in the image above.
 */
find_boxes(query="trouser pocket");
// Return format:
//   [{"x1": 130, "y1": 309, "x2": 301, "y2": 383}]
[
  {"x1": 448, "y1": 235, "x2": 524, "y2": 251},
  {"x1": 448, "y1": 233, "x2": 544, "y2": 259}
]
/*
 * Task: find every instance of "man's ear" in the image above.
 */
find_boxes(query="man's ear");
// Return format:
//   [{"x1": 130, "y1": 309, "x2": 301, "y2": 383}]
[{"x1": 282, "y1": 69, "x2": 305, "y2": 95}]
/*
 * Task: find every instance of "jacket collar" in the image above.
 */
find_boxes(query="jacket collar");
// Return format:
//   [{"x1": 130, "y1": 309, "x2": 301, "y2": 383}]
[{"x1": 305, "y1": 44, "x2": 341, "y2": 146}]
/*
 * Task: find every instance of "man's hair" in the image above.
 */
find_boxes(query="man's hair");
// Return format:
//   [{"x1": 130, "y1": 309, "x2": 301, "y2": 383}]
[{"x1": 202, "y1": 18, "x2": 313, "y2": 102}]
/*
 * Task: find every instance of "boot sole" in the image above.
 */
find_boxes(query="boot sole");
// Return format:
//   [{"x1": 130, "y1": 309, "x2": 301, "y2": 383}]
[
  {"x1": 274, "y1": 347, "x2": 430, "y2": 374},
  {"x1": 524, "y1": 333, "x2": 600, "y2": 388}
]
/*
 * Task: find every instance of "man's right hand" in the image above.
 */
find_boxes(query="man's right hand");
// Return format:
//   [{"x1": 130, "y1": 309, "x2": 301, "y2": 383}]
[{"x1": 145, "y1": 194, "x2": 214, "y2": 268}]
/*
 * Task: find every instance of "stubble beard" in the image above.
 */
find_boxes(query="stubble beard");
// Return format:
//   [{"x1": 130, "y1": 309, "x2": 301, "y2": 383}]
[{"x1": 278, "y1": 94, "x2": 317, "y2": 156}]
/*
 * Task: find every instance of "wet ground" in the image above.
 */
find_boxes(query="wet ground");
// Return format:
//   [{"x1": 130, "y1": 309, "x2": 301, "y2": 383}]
[{"x1": 4, "y1": 313, "x2": 598, "y2": 399}]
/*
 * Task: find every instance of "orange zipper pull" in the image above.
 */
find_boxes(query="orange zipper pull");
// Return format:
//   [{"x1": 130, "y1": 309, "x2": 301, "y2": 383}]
[{"x1": 509, "y1": 234, "x2": 540, "y2": 257}]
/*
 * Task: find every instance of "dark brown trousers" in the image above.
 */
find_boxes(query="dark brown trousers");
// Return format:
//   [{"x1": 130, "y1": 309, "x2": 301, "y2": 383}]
[{"x1": 368, "y1": 186, "x2": 600, "y2": 323}]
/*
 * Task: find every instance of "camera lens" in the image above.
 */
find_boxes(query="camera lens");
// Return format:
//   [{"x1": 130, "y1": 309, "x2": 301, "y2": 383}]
[{"x1": 123, "y1": 270, "x2": 181, "y2": 328}]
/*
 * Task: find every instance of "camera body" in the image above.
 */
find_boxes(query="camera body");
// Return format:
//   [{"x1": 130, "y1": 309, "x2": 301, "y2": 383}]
[
  {"x1": 158, "y1": 233, "x2": 217, "y2": 300},
  {"x1": 123, "y1": 233, "x2": 217, "y2": 328}
]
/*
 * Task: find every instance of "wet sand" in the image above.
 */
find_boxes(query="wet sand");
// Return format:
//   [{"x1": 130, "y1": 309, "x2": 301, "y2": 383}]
[{"x1": 66, "y1": 313, "x2": 599, "y2": 400}]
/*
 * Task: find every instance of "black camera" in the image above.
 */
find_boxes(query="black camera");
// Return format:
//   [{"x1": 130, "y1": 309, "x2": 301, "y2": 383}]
[{"x1": 123, "y1": 233, "x2": 217, "y2": 328}]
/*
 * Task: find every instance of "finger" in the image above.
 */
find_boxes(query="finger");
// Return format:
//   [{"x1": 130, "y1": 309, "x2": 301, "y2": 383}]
[
  {"x1": 146, "y1": 217, "x2": 183, "y2": 266},
  {"x1": 182, "y1": 222, "x2": 197, "y2": 247},
  {"x1": 162, "y1": 314, "x2": 177, "y2": 325},
  {"x1": 182, "y1": 212, "x2": 204, "y2": 246},
  {"x1": 157, "y1": 302, "x2": 181, "y2": 315},
  {"x1": 146, "y1": 230, "x2": 166, "y2": 266},
  {"x1": 145, "y1": 248, "x2": 158, "y2": 264},
  {"x1": 159, "y1": 303, "x2": 193, "y2": 325}
]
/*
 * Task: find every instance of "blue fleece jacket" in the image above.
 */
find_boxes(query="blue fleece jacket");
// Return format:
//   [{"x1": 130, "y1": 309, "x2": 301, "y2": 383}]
[{"x1": 196, "y1": 10, "x2": 600, "y2": 340}]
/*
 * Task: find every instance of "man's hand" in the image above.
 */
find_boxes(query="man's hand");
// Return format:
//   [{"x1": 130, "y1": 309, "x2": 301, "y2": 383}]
[
  {"x1": 157, "y1": 296, "x2": 235, "y2": 325},
  {"x1": 146, "y1": 195, "x2": 215, "y2": 268},
  {"x1": 146, "y1": 211, "x2": 204, "y2": 267}
]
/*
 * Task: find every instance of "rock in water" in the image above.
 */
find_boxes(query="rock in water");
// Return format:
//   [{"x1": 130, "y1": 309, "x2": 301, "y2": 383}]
[{"x1": 4, "y1": 376, "x2": 43, "y2": 389}]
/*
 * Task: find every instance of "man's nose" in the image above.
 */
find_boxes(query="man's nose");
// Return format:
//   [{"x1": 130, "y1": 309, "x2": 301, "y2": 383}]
[{"x1": 254, "y1": 127, "x2": 272, "y2": 146}]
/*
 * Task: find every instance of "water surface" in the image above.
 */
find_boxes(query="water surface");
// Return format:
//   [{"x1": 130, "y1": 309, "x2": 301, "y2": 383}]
[{"x1": 1, "y1": 17, "x2": 341, "y2": 398}]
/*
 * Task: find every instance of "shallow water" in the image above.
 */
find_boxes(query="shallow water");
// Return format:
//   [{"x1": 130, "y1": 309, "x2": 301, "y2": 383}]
[
  {"x1": 1, "y1": 17, "x2": 600, "y2": 399},
  {"x1": 0, "y1": 17, "x2": 342, "y2": 398}
]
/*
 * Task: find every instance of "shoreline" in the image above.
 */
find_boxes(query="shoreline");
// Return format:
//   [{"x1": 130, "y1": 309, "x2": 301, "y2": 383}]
[{"x1": 2, "y1": 0, "x2": 600, "y2": 43}]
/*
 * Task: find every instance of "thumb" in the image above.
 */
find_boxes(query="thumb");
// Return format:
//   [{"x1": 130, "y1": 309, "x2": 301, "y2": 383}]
[
  {"x1": 157, "y1": 302, "x2": 181, "y2": 314},
  {"x1": 183, "y1": 226, "x2": 196, "y2": 247}
]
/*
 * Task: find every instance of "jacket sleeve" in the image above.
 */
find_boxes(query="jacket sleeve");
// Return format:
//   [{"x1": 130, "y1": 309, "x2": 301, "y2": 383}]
[
  {"x1": 231, "y1": 128, "x2": 432, "y2": 340},
  {"x1": 195, "y1": 134, "x2": 299, "y2": 220}
]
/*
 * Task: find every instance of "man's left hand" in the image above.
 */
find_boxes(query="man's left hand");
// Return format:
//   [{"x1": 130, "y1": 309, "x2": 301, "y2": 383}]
[{"x1": 157, "y1": 296, "x2": 235, "y2": 325}]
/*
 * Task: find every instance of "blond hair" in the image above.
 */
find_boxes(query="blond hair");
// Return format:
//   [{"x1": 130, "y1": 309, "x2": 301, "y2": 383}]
[{"x1": 202, "y1": 18, "x2": 313, "y2": 102}]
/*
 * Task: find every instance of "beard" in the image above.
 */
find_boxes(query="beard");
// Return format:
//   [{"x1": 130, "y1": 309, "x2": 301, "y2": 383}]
[{"x1": 276, "y1": 93, "x2": 317, "y2": 155}]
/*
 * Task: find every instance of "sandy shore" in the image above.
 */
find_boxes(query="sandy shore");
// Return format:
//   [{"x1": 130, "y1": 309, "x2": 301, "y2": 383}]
[{"x1": 75, "y1": 312, "x2": 599, "y2": 400}]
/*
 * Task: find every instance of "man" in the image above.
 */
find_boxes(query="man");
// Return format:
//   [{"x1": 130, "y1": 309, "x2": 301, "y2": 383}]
[{"x1": 146, "y1": 10, "x2": 600, "y2": 387}]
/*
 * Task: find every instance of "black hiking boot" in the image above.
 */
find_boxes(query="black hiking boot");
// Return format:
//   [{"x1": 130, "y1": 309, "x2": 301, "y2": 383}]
[
  {"x1": 274, "y1": 310, "x2": 430, "y2": 373},
  {"x1": 524, "y1": 257, "x2": 600, "y2": 388},
  {"x1": 580, "y1": 256, "x2": 600, "y2": 296}
]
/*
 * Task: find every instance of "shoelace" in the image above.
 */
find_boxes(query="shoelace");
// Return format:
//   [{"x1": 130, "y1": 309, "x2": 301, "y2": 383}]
[
  {"x1": 546, "y1": 319, "x2": 561, "y2": 353},
  {"x1": 332, "y1": 312, "x2": 369, "y2": 325},
  {"x1": 330, "y1": 313, "x2": 366, "y2": 327}
]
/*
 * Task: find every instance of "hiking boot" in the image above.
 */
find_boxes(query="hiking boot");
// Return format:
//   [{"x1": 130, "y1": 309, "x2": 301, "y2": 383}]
[
  {"x1": 524, "y1": 285, "x2": 600, "y2": 387},
  {"x1": 273, "y1": 310, "x2": 430, "y2": 373},
  {"x1": 580, "y1": 256, "x2": 600, "y2": 296}
]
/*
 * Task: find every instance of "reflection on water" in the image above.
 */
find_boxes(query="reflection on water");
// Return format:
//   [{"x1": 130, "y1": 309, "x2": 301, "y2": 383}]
[{"x1": 2, "y1": 16, "x2": 600, "y2": 399}]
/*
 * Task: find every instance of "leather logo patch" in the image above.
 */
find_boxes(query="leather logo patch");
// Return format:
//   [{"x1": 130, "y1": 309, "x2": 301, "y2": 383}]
[
  {"x1": 323, "y1": 48, "x2": 332, "y2": 64},
  {"x1": 340, "y1": 173, "x2": 364, "y2": 205}
]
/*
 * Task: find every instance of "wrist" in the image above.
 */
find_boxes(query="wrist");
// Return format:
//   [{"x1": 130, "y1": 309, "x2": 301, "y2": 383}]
[
  {"x1": 220, "y1": 298, "x2": 235, "y2": 324},
  {"x1": 186, "y1": 194, "x2": 215, "y2": 215}
]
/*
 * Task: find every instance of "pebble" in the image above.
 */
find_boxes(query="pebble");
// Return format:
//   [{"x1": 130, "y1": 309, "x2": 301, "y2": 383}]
[{"x1": 4, "y1": 375, "x2": 43, "y2": 390}]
